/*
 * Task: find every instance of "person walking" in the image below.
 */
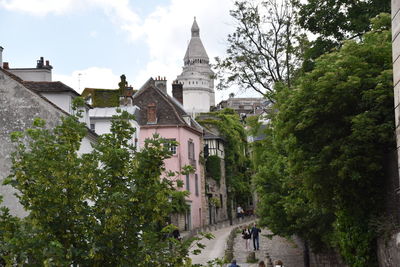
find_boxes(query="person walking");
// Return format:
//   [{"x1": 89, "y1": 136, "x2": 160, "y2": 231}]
[
  {"x1": 228, "y1": 259, "x2": 240, "y2": 267},
  {"x1": 241, "y1": 225, "x2": 251, "y2": 251},
  {"x1": 251, "y1": 223, "x2": 261, "y2": 250},
  {"x1": 258, "y1": 261, "x2": 266, "y2": 267},
  {"x1": 237, "y1": 206, "x2": 243, "y2": 220}
]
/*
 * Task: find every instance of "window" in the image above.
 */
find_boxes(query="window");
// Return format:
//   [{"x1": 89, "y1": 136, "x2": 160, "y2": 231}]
[
  {"x1": 186, "y1": 174, "x2": 190, "y2": 191},
  {"x1": 164, "y1": 138, "x2": 177, "y2": 155},
  {"x1": 195, "y1": 174, "x2": 199, "y2": 196},
  {"x1": 90, "y1": 123, "x2": 95, "y2": 131},
  {"x1": 188, "y1": 140, "x2": 195, "y2": 160}
]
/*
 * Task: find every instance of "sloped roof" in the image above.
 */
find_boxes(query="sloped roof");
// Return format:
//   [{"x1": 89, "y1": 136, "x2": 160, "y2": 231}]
[
  {"x1": 23, "y1": 81, "x2": 80, "y2": 96},
  {"x1": 132, "y1": 78, "x2": 203, "y2": 134},
  {"x1": 184, "y1": 18, "x2": 209, "y2": 62},
  {"x1": 90, "y1": 106, "x2": 139, "y2": 118}
]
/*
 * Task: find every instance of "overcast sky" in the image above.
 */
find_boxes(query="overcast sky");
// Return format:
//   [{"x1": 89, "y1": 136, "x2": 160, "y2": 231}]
[{"x1": 0, "y1": 0, "x2": 261, "y2": 102}]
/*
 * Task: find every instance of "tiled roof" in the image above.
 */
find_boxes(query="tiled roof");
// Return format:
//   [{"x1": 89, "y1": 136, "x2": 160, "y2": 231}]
[
  {"x1": 132, "y1": 78, "x2": 203, "y2": 133},
  {"x1": 22, "y1": 81, "x2": 80, "y2": 96}
]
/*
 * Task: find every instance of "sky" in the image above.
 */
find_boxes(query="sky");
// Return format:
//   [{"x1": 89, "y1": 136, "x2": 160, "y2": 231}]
[{"x1": 0, "y1": 0, "x2": 261, "y2": 102}]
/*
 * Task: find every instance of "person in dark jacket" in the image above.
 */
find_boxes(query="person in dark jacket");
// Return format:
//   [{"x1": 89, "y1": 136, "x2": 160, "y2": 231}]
[
  {"x1": 228, "y1": 259, "x2": 240, "y2": 267},
  {"x1": 250, "y1": 223, "x2": 261, "y2": 250}
]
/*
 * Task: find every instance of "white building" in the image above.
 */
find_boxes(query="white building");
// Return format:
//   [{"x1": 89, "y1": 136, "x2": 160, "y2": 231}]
[
  {"x1": 89, "y1": 106, "x2": 140, "y2": 149},
  {"x1": 176, "y1": 18, "x2": 215, "y2": 115}
]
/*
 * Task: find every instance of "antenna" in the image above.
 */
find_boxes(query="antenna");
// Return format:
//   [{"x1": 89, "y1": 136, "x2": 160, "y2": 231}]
[{"x1": 78, "y1": 73, "x2": 82, "y2": 91}]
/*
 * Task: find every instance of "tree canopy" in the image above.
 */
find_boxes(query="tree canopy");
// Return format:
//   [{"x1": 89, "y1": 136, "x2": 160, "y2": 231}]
[
  {"x1": 1, "y1": 101, "x2": 210, "y2": 266},
  {"x1": 253, "y1": 14, "x2": 394, "y2": 266}
]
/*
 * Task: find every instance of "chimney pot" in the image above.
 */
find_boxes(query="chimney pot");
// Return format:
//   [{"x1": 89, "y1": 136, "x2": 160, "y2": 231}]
[{"x1": 3, "y1": 62, "x2": 9, "y2": 69}]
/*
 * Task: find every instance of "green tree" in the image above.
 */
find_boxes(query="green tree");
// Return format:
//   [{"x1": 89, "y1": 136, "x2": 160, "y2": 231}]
[
  {"x1": 254, "y1": 14, "x2": 394, "y2": 266},
  {"x1": 215, "y1": 0, "x2": 301, "y2": 100},
  {"x1": 296, "y1": 0, "x2": 390, "y2": 72},
  {"x1": 1, "y1": 100, "x2": 211, "y2": 266}
]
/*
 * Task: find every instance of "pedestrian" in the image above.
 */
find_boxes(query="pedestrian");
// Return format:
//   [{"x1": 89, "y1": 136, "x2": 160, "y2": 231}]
[
  {"x1": 241, "y1": 225, "x2": 251, "y2": 251},
  {"x1": 237, "y1": 206, "x2": 243, "y2": 220},
  {"x1": 258, "y1": 260, "x2": 266, "y2": 267},
  {"x1": 250, "y1": 223, "x2": 261, "y2": 250},
  {"x1": 228, "y1": 259, "x2": 240, "y2": 267},
  {"x1": 172, "y1": 228, "x2": 181, "y2": 241}
]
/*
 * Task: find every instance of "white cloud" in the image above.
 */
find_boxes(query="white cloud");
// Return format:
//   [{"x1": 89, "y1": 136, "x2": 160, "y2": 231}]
[
  {"x1": 2, "y1": 0, "x2": 257, "y2": 102},
  {"x1": 53, "y1": 67, "x2": 120, "y2": 93},
  {"x1": 0, "y1": 0, "x2": 77, "y2": 16}
]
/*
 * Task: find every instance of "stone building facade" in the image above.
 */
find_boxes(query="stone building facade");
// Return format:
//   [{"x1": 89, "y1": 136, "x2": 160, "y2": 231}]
[{"x1": 0, "y1": 68, "x2": 66, "y2": 217}]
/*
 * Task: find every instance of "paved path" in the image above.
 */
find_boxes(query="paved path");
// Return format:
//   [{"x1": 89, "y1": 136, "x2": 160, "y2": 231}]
[
  {"x1": 190, "y1": 221, "x2": 305, "y2": 267},
  {"x1": 233, "y1": 227, "x2": 304, "y2": 267},
  {"x1": 190, "y1": 220, "x2": 254, "y2": 266}
]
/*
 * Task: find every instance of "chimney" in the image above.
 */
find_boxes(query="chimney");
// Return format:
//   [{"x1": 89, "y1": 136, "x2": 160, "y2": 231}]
[
  {"x1": 147, "y1": 103, "x2": 157, "y2": 124},
  {"x1": 172, "y1": 80, "x2": 183, "y2": 105},
  {"x1": 154, "y1": 76, "x2": 167, "y2": 94},
  {"x1": 3, "y1": 62, "x2": 9, "y2": 69},
  {"x1": 36, "y1": 57, "x2": 44, "y2": 68},
  {"x1": 0, "y1": 46, "x2": 3, "y2": 68}
]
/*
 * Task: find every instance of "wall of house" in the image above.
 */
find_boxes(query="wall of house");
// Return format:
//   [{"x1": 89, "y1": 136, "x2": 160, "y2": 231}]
[
  {"x1": 8, "y1": 68, "x2": 52, "y2": 82},
  {"x1": 41, "y1": 92, "x2": 72, "y2": 114},
  {"x1": 139, "y1": 126, "x2": 204, "y2": 230},
  {"x1": 0, "y1": 70, "x2": 65, "y2": 217}
]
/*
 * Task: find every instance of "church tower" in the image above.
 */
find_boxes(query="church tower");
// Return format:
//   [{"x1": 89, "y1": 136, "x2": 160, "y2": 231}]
[{"x1": 176, "y1": 17, "x2": 215, "y2": 114}]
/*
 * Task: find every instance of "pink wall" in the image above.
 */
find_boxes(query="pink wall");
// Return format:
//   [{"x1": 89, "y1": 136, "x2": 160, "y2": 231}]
[{"x1": 139, "y1": 126, "x2": 203, "y2": 229}]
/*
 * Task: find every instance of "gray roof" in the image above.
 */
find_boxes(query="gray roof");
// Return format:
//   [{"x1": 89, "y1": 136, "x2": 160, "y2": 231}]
[
  {"x1": 89, "y1": 106, "x2": 140, "y2": 118},
  {"x1": 184, "y1": 18, "x2": 209, "y2": 62}
]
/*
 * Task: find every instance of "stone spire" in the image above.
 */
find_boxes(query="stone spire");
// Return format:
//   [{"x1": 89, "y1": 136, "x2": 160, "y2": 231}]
[
  {"x1": 191, "y1": 16, "x2": 200, "y2": 37},
  {"x1": 184, "y1": 17, "x2": 209, "y2": 65}
]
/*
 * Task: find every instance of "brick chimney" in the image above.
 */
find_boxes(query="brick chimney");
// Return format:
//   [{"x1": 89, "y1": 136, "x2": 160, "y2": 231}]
[
  {"x1": 154, "y1": 76, "x2": 167, "y2": 94},
  {"x1": 172, "y1": 80, "x2": 183, "y2": 105},
  {"x1": 147, "y1": 103, "x2": 157, "y2": 124}
]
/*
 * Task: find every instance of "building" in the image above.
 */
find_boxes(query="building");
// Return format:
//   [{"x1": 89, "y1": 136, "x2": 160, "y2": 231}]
[
  {"x1": 203, "y1": 130, "x2": 228, "y2": 224},
  {"x1": 0, "y1": 61, "x2": 96, "y2": 217},
  {"x1": 217, "y1": 97, "x2": 270, "y2": 117},
  {"x1": 82, "y1": 81, "x2": 140, "y2": 149},
  {"x1": 132, "y1": 78, "x2": 206, "y2": 231},
  {"x1": 176, "y1": 18, "x2": 215, "y2": 115},
  {"x1": 3, "y1": 56, "x2": 53, "y2": 82}
]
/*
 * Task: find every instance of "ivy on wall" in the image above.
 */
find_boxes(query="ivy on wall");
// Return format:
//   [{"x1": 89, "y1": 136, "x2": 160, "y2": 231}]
[{"x1": 206, "y1": 155, "x2": 221, "y2": 183}]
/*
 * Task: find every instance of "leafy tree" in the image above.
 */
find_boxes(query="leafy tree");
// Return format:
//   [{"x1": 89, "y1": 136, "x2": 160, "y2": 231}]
[
  {"x1": 215, "y1": 0, "x2": 301, "y2": 100},
  {"x1": 296, "y1": 0, "x2": 390, "y2": 71},
  {"x1": 254, "y1": 14, "x2": 394, "y2": 266},
  {"x1": 1, "y1": 100, "x2": 211, "y2": 266}
]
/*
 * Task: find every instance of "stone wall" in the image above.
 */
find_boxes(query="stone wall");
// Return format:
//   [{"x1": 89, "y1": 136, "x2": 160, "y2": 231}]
[
  {"x1": 308, "y1": 249, "x2": 348, "y2": 267},
  {"x1": 0, "y1": 70, "x2": 65, "y2": 217},
  {"x1": 382, "y1": 1, "x2": 400, "y2": 266}
]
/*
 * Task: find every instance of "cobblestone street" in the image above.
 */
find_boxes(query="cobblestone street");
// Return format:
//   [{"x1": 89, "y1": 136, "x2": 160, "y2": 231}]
[{"x1": 232, "y1": 227, "x2": 304, "y2": 267}]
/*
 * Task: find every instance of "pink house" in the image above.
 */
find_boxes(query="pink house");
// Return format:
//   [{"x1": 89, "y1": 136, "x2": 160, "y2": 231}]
[{"x1": 132, "y1": 78, "x2": 206, "y2": 231}]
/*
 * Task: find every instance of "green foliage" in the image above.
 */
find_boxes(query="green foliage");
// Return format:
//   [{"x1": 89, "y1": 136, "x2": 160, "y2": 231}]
[
  {"x1": 206, "y1": 155, "x2": 222, "y2": 183},
  {"x1": 296, "y1": 0, "x2": 391, "y2": 72},
  {"x1": 1, "y1": 107, "x2": 205, "y2": 266},
  {"x1": 254, "y1": 14, "x2": 393, "y2": 266},
  {"x1": 297, "y1": 0, "x2": 390, "y2": 41},
  {"x1": 198, "y1": 109, "x2": 251, "y2": 204}
]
